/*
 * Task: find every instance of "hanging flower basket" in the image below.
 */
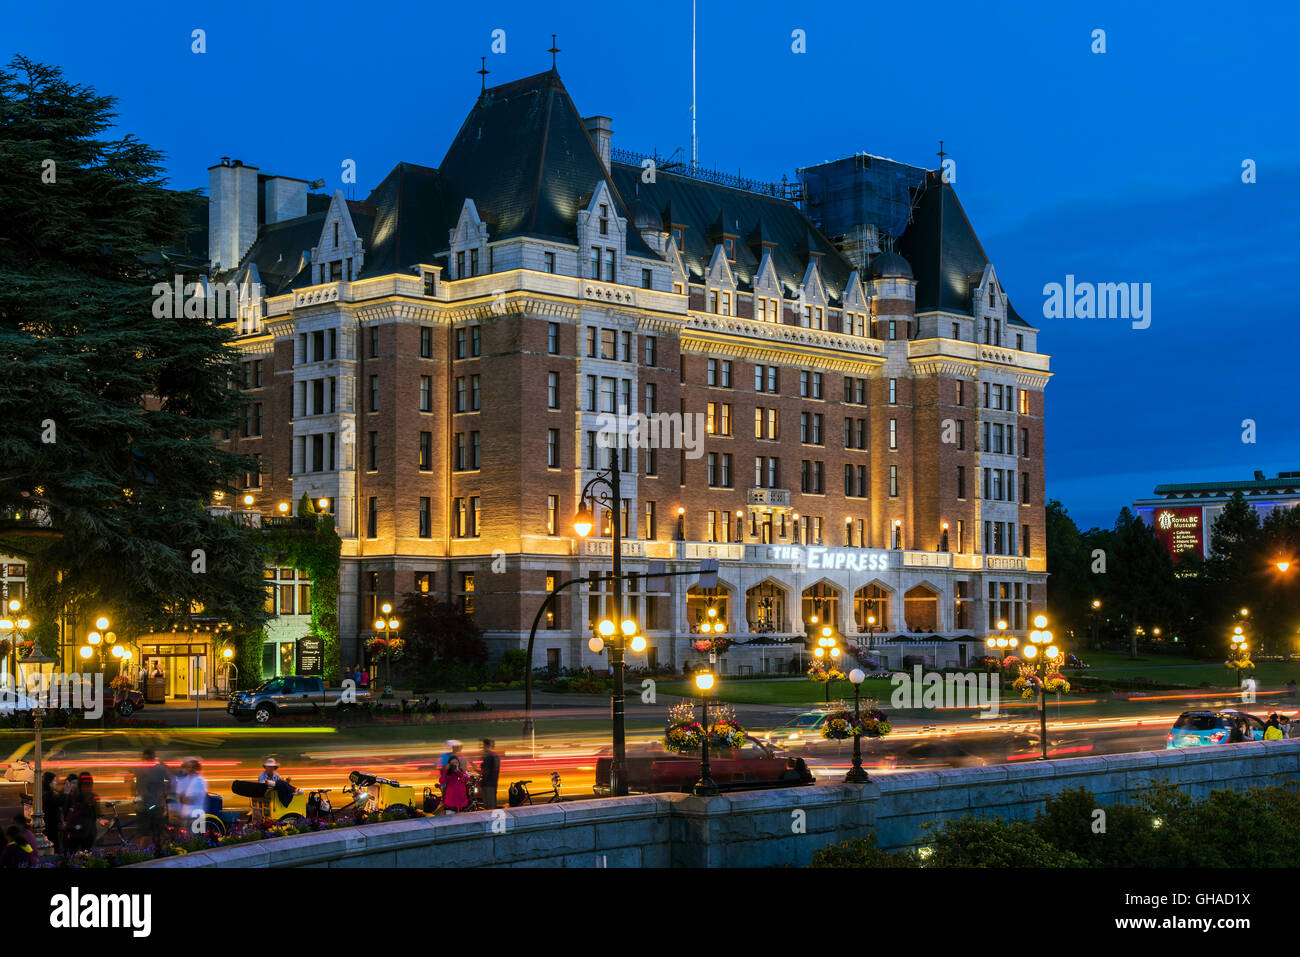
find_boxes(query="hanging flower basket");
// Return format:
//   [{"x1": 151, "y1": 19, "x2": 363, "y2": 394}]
[
  {"x1": 820, "y1": 707, "x2": 892, "y2": 740},
  {"x1": 709, "y1": 716, "x2": 747, "y2": 749},
  {"x1": 1042, "y1": 673, "x2": 1071, "y2": 695},
  {"x1": 692, "y1": 637, "x2": 732, "y2": 655},
  {"x1": 664, "y1": 720, "x2": 705, "y2": 753},
  {"x1": 806, "y1": 664, "x2": 846, "y2": 684},
  {"x1": 1000, "y1": 655, "x2": 1021, "y2": 670},
  {"x1": 1225, "y1": 658, "x2": 1254, "y2": 671}
]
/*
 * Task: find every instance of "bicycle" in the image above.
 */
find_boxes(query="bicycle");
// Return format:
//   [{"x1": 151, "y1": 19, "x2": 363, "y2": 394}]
[{"x1": 507, "y1": 771, "x2": 562, "y2": 806}]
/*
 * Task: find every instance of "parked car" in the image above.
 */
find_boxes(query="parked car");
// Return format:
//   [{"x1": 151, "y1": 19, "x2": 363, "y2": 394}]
[
  {"x1": 227, "y1": 675, "x2": 368, "y2": 723},
  {"x1": 593, "y1": 735, "x2": 803, "y2": 796},
  {"x1": 0, "y1": 689, "x2": 44, "y2": 714},
  {"x1": 893, "y1": 738, "x2": 988, "y2": 769},
  {"x1": 112, "y1": 688, "x2": 145, "y2": 717},
  {"x1": 1166, "y1": 710, "x2": 1266, "y2": 748}
]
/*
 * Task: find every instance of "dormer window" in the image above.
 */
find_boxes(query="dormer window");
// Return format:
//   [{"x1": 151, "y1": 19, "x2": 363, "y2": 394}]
[
  {"x1": 333, "y1": 223, "x2": 339, "y2": 247},
  {"x1": 330, "y1": 261, "x2": 342, "y2": 282},
  {"x1": 671, "y1": 226, "x2": 684, "y2": 249},
  {"x1": 599, "y1": 205, "x2": 609, "y2": 236},
  {"x1": 723, "y1": 238, "x2": 735, "y2": 261},
  {"x1": 457, "y1": 251, "x2": 465, "y2": 279},
  {"x1": 470, "y1": 248, "x2": 479, "y2": 277},
  {"x1": 988, "y1": 286, "x2": 995, "y2": 309}
]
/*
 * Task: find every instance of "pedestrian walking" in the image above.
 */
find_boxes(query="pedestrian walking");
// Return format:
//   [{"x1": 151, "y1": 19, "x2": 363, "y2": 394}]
[
  {"x1": 357, "y1": 665, "x2": 369, "y2": 691},
  {"x1": 135, "y1": 749, "x2": 171, "y2": 849},
  {"x1": 174, "y1": 757, "x2": 208, "y2": 838},
  {"x1": 438, "y1": 756, "x2": 470, "y2": 814},
  {"x1": 40, "y1": 772, "x2": 61, "y2": 853},
  {"x1": 1, "y1": 825, "x2": 37, "y2": 867},
  {"x1": 63, "y1": 773, "x2": 97, "y2": 854},
  {"x1": 478, "y1": 739, "x2": 500, "y2": 809},
  {"x1": 1265, "y1": 714, "x2": 1284, "y2": 740}
]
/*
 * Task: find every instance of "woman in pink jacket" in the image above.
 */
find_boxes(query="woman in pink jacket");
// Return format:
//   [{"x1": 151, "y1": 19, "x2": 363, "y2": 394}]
[{"x1": 438, "y1": 755, "x2": 470, "y2": 814}]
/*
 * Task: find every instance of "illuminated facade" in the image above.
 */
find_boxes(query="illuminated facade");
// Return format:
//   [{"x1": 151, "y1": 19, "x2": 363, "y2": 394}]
[{"x1": 208, "y1": 70, "x2": 1050, "y2": 675}]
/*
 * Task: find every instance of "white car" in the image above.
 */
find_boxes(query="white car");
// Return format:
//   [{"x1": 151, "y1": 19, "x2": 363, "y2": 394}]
[{"x1": 0, "y1": 689, "x2": 44, "y2": 714}]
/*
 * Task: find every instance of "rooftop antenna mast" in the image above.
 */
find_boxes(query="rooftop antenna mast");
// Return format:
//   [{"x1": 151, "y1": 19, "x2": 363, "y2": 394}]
[{"x1": 691, "y1": 0, "x2": 697, "y2": 167}]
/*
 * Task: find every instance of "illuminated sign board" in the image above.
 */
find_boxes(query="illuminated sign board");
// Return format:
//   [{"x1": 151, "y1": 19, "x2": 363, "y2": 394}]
[{"x1": 1153, "y1": 506, "x2": 1204, "y2": 557}]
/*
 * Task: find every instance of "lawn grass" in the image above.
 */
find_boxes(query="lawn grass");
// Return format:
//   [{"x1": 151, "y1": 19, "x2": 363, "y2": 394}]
[
  {"x1": 654, "y1": 677, "x2": 897, "y2": 709},
  {"x1": 1070, "y1": 650, "x2": 1300, "y2": 688}
]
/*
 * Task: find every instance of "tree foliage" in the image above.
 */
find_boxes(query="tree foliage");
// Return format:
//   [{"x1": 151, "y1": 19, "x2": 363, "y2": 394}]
[{"x1": 0, "y1": 56, "x2": 264, "y2": 639}]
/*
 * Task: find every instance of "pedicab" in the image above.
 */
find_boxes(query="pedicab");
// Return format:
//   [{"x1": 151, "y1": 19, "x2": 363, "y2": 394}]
[
  {"x1": 345, "y1": 770, "x2": 416, "y2": 818},
  {"x1": 231, "y1": 778, "x2": 337, "y2": 827}
]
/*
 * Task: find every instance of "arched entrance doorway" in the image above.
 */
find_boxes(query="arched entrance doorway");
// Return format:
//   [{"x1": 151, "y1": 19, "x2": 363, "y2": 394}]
[
  {"x1": 686, "y1": 584, "x2": 731, "y2": 635},
  {"x1": 904, "y1": 584, "x2": 940, "y2": 633},
  {"x1": 854, "y1": 583, "x2": 891, "y2": 637},
  {"x1": 801, "y1": 581, "x2": 841, "y2": 632},
  {"x1": 745, "y1": 580, "x2": 789, "y2": 634}
]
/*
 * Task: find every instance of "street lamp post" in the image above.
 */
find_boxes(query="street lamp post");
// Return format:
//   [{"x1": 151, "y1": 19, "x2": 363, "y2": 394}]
[
  {"x1": 17, "y1": 644, "x2": 55, "y2": 857},
  {"x1": 0, "y1": 599, "x2": 33, "y2": 689},
  {"x1": 1023, "y1": 614, "x2": 1063, "y2": 761},
  {"x1": 693, "y1": 669, "x2": 718, "y2": 796},
  {"x1": 845, "y1": 667, "x2": 870, "y2": 783},
  {"x1": 374, "y1": 604, "x2": 400, "y2": 699},
  {"x1": 574, "y1": 464, "x2": 630, "y2": 797},
  {"x1": 813, "y1": 626, "x2": 841, "y2": 704}
]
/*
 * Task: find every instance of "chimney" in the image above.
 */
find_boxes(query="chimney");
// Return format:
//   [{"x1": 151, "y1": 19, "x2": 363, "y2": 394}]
[
  {"x1": 208, "y1": 158, "x2": 260, "y2": 273},
  {"x1": 584, "y1": 115, "x2": 613, "y2": 173},
  {"x1": 263, "y1": 176, "x2": 308, "y2": 224}
]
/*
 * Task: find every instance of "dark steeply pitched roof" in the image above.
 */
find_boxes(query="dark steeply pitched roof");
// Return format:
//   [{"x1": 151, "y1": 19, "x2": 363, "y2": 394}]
[
  {"x1": 609, "y1": 163, "x2": 856, "y2": 301},
  {"x1": 359, "y1": 163, "x2": 455, "y2": 278},
  {"x1": 436, "y1": 70, "x2": 652, "y2": 256},
  {"x1": 897, "y1": 171, "x2": 1032, "y2": 327}
]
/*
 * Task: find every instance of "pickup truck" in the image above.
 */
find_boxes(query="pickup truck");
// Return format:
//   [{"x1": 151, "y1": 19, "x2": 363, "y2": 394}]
[{"x1": 227, "y1": 676, "x2": 368, "y2": 723}]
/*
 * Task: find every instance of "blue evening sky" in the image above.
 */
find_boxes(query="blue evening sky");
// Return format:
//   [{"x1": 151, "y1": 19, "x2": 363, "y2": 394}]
[{"x1": 5, "y1": 0, "x2": 1297, "y2": 531}]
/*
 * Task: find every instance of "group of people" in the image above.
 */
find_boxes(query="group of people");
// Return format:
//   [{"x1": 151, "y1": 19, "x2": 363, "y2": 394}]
[
  {"x1": 131, "y1": 749, "x2": 212, "y2": 847},
  {"x1": 435, "y1": 739, "x2": 500, "y2": 813},
  {"x1": 1226, "y1": 712, "x2": 1300, "y2": 741},
  {"x1": 31, "y1": 771, "x2": 100, "y2": 858},
  {"x1": 346, "y1": 664, "x2": 371, "y2": 690}
]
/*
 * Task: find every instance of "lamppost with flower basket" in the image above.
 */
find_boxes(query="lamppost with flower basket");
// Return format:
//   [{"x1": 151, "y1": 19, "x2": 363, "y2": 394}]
[
  {"x1": 662, "y1": 675, "x2": 747, "y2": 796},
  {"x1": 808, "y1": 625, "x2": 844, "y2": 705},
  {"x1": 834, "y1": 668, "x2": 892, "y2": 783},
  {"x1": 1227, "y1": 624, "x2": 1252, "y2": 689},
  {"x1": 1012, "y1": 614, "x2": 1070, "y2": 761},
  {"x1": 0, "y1": 599, "x2": 33, "y2": 689},
  {"x1": 371, "y1": 604, "x2": 402, "y2": 699}
]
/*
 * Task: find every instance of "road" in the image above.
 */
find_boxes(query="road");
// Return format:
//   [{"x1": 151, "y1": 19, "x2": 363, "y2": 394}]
[{"x1": 3, "y1": 685, "x2": 1293, "y2": 827}]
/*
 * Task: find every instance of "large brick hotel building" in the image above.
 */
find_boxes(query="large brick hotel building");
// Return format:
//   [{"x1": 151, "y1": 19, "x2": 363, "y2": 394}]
[{"x1": 209, "y1": 69, "x2": 1050, "y2": 675}]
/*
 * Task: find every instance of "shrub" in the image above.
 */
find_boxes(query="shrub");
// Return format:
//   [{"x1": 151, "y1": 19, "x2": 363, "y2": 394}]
[
  {"x1": 494, "y1": 649, "x2": 528, "y2": 682},
  {"x1": 809, "y1": 835, "x2": 918, "y2": 868}
]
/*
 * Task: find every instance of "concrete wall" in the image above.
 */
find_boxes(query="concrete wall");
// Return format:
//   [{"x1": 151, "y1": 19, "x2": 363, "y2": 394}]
[{"x1": 137, "y1": 740, "x2": 1300, "y2": 868}]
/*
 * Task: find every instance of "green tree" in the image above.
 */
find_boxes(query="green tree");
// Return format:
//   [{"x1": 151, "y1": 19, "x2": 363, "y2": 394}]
[
  {"x1": 1045, "y1": 500, "x2": 1092, "y2": 644},
  {"x1": 0, "y1": 56, "x2": 264, "y2": 640},
  {"x1": 1107, "y1": 508, "x2": 1183, "y2": 657}
]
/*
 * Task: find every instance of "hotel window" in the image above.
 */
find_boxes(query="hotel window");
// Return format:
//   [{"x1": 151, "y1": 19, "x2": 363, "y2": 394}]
[
  {"x1": 799, "y1": 371, "x2": 809, "y2": 397},
  {"x1": 889, "y1": 465, "x2": 899, "y2": 497},
  {"x1": 957, "y1": 465, "x2": 966, "y2": 499},
  {"x1": 644, "y1": 382, "x2": 657, "y2": 415},
  {"x1": 367, "y1": 433, "x2": 377, "y2": 471},
  {"x1": 455, "y1": 328, "x2": 466, "y2": 359},
  {"x1": 455, "y1": 377, "x2": 466, "y2": 412},
  {"x1": 957, "y1": 520, "x2": 965, "y2": 553},
  {"x1": 671, "y1": 226, "x2": 684, "y2": 248},
  {"x1": 419, "y1": 376, "x2": 432, "y2": 412},
  {"x1": 1022, "y1": 525, "x2": 1031, "y2": 557},
  {"x1": 454, "y1": 433, "x2": 466, "y2": 470},
  {"x1": 706, "y1": 402, "x2": 732, "y2": 436},
  {"x1": 600, "y1": 377, "x2": 616, "y2": 413},
  {"x1": 590, "y1": 247, "x2": 601, "y2": 279},
  {"x1": 888, "y1": 379, "x2": 897, "y2": 404},
  {"x1": 599, "y1": 204, "x2": 609, "y2": 235},
  {"x1": 369, "y1": 326, "x2": 379, "y2": 358},
  {"x1": 707, "y1": 452, "x2": 732, "y2": 488},
  {"x1": 645, "y1": 447, "x2": 658, "y2": 476},
  {"x1": 644, "y1": 501, "x2": 656, "y2": 539},
  {"x1": 470, "y1": 431, "x2": 480, "y2": 469},
  {"x1": 1022, "y1": 473, "x2": 1031, "y2": 504},
  {"x1": 617, "y1": 330, "x2": 632, "y2": 363},
  {"x1": 471, "y1": 325, "x2": 481, "y2": 357},
  {"x1": 415, "y1": 572, "x2": 432, "y2": 593},
  {"x1": 547, "y1": 372, "x2": 559, "y2": 409},
  {"x1": 585, "y1": 431, "x2": 598, "y2": 470},
  {"x1": 645, "y1": 336, "x2": 657, "y2": 366},
  {"x1": 619, "y1": 378, "x2": 632, "y2": 414},
  {"x1": 453, "y1": 498, "x2": 466, "y2": 537},
  {"x1": 1019, "y1": 390, "x2": 1029, "y2": 414},
  {"x1": 585, "y1": 375, "x2": 597, "y2": 411},
  {"x1": 956, "y1": 419, "x2": 965, "y2": 450},
  {"x1": 418, "y1": 498, "x2": 431, "y2": 538},
  {"x1": 460, "y1": 573, "x2": 474, "y2": 615},
  {"x1": 642, "y1": 268, "x2": 653, "y2": 289},
  {"x1": 548, "y1": 322, "x2": 559, "y2": 354},
  {"x1": 605, "y1": 249, "x2": 615, "y2": 282},
  {"x1": 548, "y1": 429, "x2": 560, "y2": 469},
  {"x1": 888, "y1": 320, "x2": 897, "y2": 340},
  {"x1": 1021, "y1": 427, "x2": 1030, "y2": 457},
  {"x1": 366, "y1": 497, "x2": 377, "y2": 538},
  {"x1": 585, "y1": 327, "x2": 597, "y2": 357},
  {"x1": 369, "y1": 375, "x2": 379, "y2": 412},
  {"x1": 547, "y1": 495, "x2": 558, "y2": 535},
  {"x1": 956, "y1": 381, "x2": 965, "y2": 406},
  {"x1": 545, "y1": 252, "x2": 556, "y2": 274},
  {"x1": 419, "y1": 432, "x2": 432, "y2": 471},
  {"x1": 889, "y1": 419, "x2": 897, "y2": 450},
  {"x1": 420, "y1": 326, "x2": 433, "y2": 358}
]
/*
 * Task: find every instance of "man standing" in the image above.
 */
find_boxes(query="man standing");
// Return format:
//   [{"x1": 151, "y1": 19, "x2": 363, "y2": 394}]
[
  {"x1": 135, "y1": 749, "x2": 171, "y2": 849},
  {"x1": 478, "y1": 739, "x2": 500, "y2": 809}
]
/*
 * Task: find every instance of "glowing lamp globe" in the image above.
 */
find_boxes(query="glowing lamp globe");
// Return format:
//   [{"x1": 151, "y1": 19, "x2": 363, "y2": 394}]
[
  {"x1": 849, "y1": 669, "x2": 865, "y2": 685},
  {"x1": 78, "y1": 646, "x2": 93, "y2": 660},
  {"x1": 573, "y1": 507, "x2": 594, "y2": 538},
  {"x1": 588, "y1": 636, "x2": 604, "y2": 653},
  {"x1": 630, "y1": 635, "x2": 647, "y2": 652},
  {"x1": 95, "y1": 617, "x2": 109, "y2": 631},
  {"x1": 695, "y1": 672, "x2": 714, "y2": 691},
  {"x1": 1034, "y1": 615, "x2": 1048, "y2": 629},
  {"x1": 1024, "y1": 645, "x2": 1038, "y2": 659},
  {"x1": 814, "y1": 647, "x2": 825, "y2": 658},
  {"x1": 621, "y1": 619, "x2": 637, "y2": 637},
  {"x1": 830, "y1": 647, "x2": 840, "y2": 658},
  {"x1": 1047, "y1": 646, "x2": 1059, "y2": 659},
  {"x1": 598, "y1": 620, "x2": 615, "y2": 637}
]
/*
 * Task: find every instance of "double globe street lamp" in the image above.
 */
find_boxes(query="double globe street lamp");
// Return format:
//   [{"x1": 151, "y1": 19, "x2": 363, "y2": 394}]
[{"x1": 373, "y1": 603, "x2": 400, "y2": 699}]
